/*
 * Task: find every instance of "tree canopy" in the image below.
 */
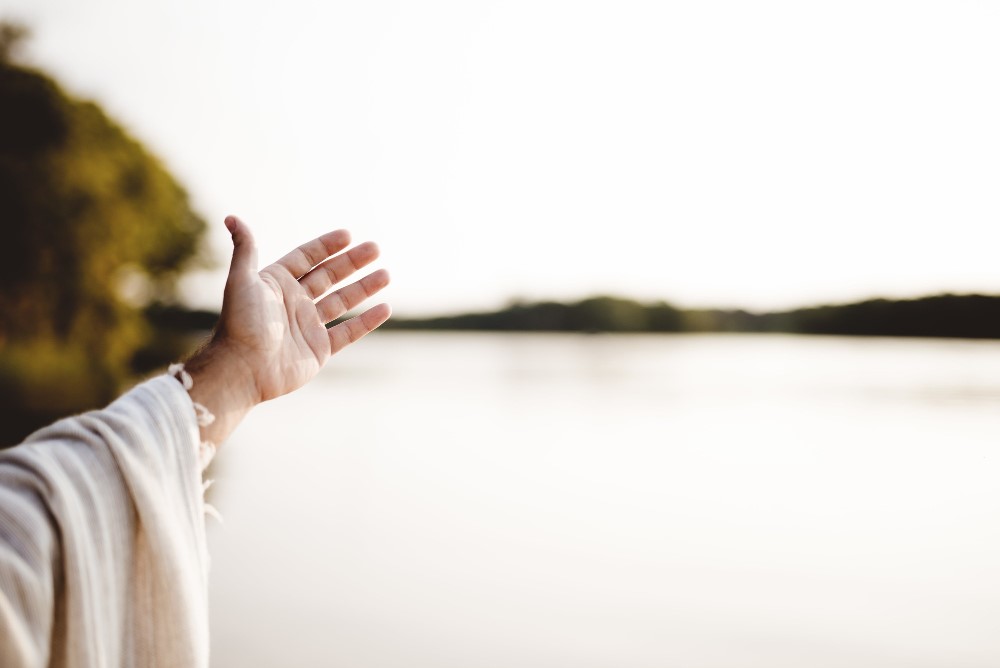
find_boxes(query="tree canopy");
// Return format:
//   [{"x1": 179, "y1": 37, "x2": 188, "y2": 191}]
[{"x1": 0, "y1": 23, "x2": 209, "y2": 444}]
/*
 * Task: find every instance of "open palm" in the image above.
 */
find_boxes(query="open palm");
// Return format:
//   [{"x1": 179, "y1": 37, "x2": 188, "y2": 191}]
[{"x1": 216, "y1": 215, "x2": 390, "y2": 403}]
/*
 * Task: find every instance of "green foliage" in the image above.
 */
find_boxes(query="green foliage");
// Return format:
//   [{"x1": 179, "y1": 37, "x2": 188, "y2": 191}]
[{"x1": 0, "y1": 23, "x2": 208, "y2": 444}]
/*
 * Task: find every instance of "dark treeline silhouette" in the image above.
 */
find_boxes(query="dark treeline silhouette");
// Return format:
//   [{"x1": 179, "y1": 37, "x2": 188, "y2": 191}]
[
  {"x1": 384, "y1": 297, "x2": 683, "y2": 333},
  {"x1": 760, "y1": 295, "x2": 1000, "y2": 339},
  {"x1": 384, "y1": 294, "x2": 1000, "y2": 339}
]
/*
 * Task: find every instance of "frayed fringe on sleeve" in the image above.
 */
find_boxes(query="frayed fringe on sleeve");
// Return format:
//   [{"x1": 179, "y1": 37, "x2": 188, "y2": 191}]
[{"x1": 169, "y1": 363, "x2": 222, "y2": 523}]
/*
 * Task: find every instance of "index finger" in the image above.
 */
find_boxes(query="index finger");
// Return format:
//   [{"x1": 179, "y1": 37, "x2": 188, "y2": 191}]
[{"x1": 271, "y1": 229, "x2": 352, "y2": 279}]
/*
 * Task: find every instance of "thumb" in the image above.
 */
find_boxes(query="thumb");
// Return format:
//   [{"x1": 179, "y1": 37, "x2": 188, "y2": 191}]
[{"x1": 224, "y1": 215, "x2": 258, "y2": 279}]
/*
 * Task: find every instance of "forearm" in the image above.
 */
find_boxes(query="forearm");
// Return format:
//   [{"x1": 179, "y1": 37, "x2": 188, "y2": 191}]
[{"x1": 178, "y1": 339, "x2": 260, "y2": 447}]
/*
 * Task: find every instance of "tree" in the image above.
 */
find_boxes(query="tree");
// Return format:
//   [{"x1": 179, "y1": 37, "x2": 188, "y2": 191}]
[{"x1": 0, "y1": 22, "x2": 209, "y2": 444}]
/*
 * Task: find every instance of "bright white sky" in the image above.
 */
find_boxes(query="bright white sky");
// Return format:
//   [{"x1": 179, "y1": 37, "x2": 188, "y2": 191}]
[{"x1": 6, "y1": 0, "x2": 1000, "y2": 315}]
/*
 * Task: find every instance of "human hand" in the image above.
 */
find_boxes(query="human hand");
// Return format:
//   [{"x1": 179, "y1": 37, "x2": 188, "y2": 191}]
[{"x1": 183, "y1": 215, "x2": 391, "y2": 444}]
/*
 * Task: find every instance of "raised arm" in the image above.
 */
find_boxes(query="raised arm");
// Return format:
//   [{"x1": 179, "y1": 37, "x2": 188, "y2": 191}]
[{"x1": 182, "y1": 215, "x2": 391, "y2": 445}]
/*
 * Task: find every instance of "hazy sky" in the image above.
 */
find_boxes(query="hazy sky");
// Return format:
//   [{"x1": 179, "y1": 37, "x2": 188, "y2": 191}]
[{"x1": 6, "y1": 0, "x2": 1000, "y2": 315}]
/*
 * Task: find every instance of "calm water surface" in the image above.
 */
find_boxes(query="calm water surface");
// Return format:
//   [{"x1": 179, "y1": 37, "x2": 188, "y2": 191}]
[{"x1": 207, "y1": 333, "x2": 1000, "y2": 667}]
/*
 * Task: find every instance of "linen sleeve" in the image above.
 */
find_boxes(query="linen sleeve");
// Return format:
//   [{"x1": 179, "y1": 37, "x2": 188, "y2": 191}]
[{"x1": 0, "y1": 375, "x2": 210, "y2": 668}]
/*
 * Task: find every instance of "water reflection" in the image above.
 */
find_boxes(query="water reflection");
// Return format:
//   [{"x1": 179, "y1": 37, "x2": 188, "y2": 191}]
[{"x1": 208, "y1": 333, "x2": 1000, "y2": 667}]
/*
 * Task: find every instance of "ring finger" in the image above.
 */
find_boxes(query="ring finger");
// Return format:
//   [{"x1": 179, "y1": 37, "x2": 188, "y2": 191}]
[{"x1": 315, "y1": 268, "x2": 391, "y2": 324}]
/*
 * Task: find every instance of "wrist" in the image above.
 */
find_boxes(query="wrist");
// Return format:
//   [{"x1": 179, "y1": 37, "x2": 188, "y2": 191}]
[{"x1": 178, "y1": 339, "x2": 260, "y2": 446}]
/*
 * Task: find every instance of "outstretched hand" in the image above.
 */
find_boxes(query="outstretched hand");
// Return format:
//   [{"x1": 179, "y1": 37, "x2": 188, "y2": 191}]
[
  {"x1": 217, "y1": 215, "x2": 390, "y2": 402},
  {"x1": 184, "y1": 215, "x2": 391, "y2": 444}
]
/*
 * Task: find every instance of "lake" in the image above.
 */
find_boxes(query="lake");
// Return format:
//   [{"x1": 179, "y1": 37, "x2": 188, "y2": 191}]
[{"x1": 206, "y1": 332, "x2": 1000, "y2": 667}]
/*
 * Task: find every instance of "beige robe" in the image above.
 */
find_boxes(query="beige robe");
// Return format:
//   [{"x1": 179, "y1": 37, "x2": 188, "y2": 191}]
[{"x1": 0, "y1": 375, "x2": 210, "y2": 667}]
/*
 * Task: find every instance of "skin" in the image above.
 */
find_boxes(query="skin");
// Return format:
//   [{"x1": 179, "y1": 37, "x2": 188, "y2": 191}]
[{"x1": 184, "y1": 215, "x2": 391, "y2": 445}]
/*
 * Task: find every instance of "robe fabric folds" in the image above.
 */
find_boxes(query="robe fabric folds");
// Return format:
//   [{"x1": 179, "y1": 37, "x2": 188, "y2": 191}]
[{"x1": 0, "y1": 375, "x2": 210, "y2": 667}]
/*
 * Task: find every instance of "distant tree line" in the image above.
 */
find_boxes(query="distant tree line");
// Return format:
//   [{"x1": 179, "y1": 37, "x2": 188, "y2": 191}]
[
  {"x1": 384, "y1": 293, "x2": 1000, "y2": 339},
  {"x1": 381, "y1": 297, "x2": 683, "y2": 333}
]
